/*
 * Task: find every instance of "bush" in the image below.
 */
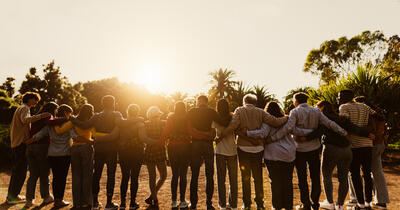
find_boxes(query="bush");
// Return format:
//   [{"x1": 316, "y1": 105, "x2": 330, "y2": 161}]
[{"x1": 0, "y1": 124, "x2": 12, "y2": 171}]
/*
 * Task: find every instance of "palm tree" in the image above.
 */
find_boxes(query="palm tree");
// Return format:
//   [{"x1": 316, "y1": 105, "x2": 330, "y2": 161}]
[
  {"x1": 251, "y1": 85, "x2": 276, "y2": 109},
  {"x1": 208, "y1": 68, "x2": 237, "y2": 100},
  {"x1": 169, "y1": 91, "x2": 188, "y2": 102},
  {"x1": 231, "y1": 81, "x2": 252, "y2": 107},
  {"x1": 283, "y1": 87, "x2": 312, "y2": 113}
]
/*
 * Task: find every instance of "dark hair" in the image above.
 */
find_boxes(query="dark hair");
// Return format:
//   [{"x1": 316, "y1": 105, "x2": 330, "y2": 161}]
[
  {"x1": 170, "y1": 101, "x2": 188, "y2": 134},
  {"x1": 265, "y1": 101, "x2": 284, "y2": 118},
  {"x1": 354, "y1": 96, "x2": 366, "y2": 103},
  {"x1": 56, "y1": 104, "x2": 73, "y2": 118},
  {"x1": 216, "y1": 99, "x2": 232, "y2": 127},
  {"x1": 174, "y1": 101, "x2": 187, "y2": 116},
  {"x1": 294, "y1": 92, "x2": 308, "y2": 104},
  {"x1": 102, "y1": 95, "x2": 115, "y2": 110},
  {"x1": 38, "y1": 102, "x2": 59, "y2": 116},
  {"x1": 77, "y1": 104, "x2": 94, "y2": 121},
  {"x1": 22, "y1": 92, "x2": 41, "y2": 103},
  {"x1": 197, "y1": 95, "x2": 208, "y2": 104},
  {"x1": 127, "y1": 104, "x2": 140, "y2": 118},
  {"x1": 316, "y1": 100, "x2": 334, "y2": 114},
  {"x1": 243, "y1": 94, "x2": 257, "y2": 105},
  {"x1": 338, "y1": 90, "x2": 354, "y2": 104}
]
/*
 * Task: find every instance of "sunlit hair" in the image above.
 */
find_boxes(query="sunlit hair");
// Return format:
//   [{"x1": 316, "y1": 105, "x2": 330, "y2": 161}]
[
  {"x1": 216, "y1": 99, "x2": 232, "y2": 127},
  {"x1": 243, "y1": 94, "x2": 257, "y2": 105},
  {"x1": 77, "y1": 104, "x2": 94, "y2": 121},
  {"x1": 293, "y1": 92, "x2": 308, "y2": 104},
  {"x1": 37, "y1": 102, "x2": 58, "y2": 116},
  {"x1": 146, "y1": 106, "x2": 162, "y2": 119},
  {"x1": 197, "y1": 95, "x2": 208, "y2": 104},
  {"x1": 22, "y1": 92, "x2": 41, "y2": 104},
  {"x1": 316, "y1": 100, "x2": 334, "y2": 114},
  {"x1": 102, "y1": 95, "x2": 115, "y2": 110},
  {"x1": 127, "y1": 104, "x2": 140, "y2": 118},
  {"x1": 174, "y1": 101, "x2": 186, "y2": 116},
  {"x1": 265, "y1": 101, "x2": 284, "y2": 118},
  {"x1": 56, "y1": 104, "x2": 73, "y2": 118}
]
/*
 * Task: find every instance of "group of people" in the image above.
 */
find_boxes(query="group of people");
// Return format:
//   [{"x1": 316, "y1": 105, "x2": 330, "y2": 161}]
[{"x1": 5, "y1": 90, "x2": 390, "y2": 210}]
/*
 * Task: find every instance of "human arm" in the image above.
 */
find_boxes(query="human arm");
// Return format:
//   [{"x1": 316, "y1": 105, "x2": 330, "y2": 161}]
[
  {"x1": 20, "y1": 106, "x2": 50, "y2": 124},
  {"x1": 262, "y1": 111, "x2": 288, "y2": 127},
  {"x1": 70, "y1": 115, "x2": 97, "y2": 129},
  {"x1": 138, "y1": 122, "x2": 158, "y2": 144},
  {"x1": 246, "y1": 123, "x2": 270, "y2": 139},
  {"x1": 94, "y1": 127, "x2": 120, "y2": 143},
  {"x1": 270, "y1": 111, "x2": 297, "y2": 141},
  {"x1": 221, "y1": 109, "x2": 240, "y2": 136},
  {"x1": 26, "y1": 126, "x2": 50, "y2": 144},
  {"x1": 319, "y1": 112, "x2": 348, "y2": 136},
  {"x1": 45, "y1": 118, "x2": 68, "y2": 126},
  {"x1": 54, "y1": 121, "x2": 73, "y2": 134}
]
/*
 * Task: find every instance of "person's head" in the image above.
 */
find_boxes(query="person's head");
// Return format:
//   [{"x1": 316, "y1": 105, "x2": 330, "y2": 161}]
[
  {"x1": 354, "y1": 96, "x2": 366, "y2": 104},
  {"x1": 146, "y1": 106, "x2": 163, "y2": 121},
  {"x1": 127, "y1": 104, "x2": 140, "y2": 118},
  {"x1": 338, "y1": 90, "x2": 354, "y2": 105},
  {"x1": 77, "y1": 104, "x2": 94, "y2": 121},
  {"x1": 243, "y1": 94, "x2": 257, "y2": 106},
  {"x1": 22, "y1": 92, "x2": 41, "y2": 107},
  {"x1": 102, "y1": 95, "x2": 115, "y2": 111},
  {"x1": 38, "y1": 102, "x2": 59, "y2": 117},
  {"x1": 293, "y1": 92, "x2": 308, "y2": 107},
  {"x1": 174, "y1": 101, "x2": 187, "y2": 116},
  {"x1": 316, "y1": 100, "x2": 334, "y2": 114},
  {"x1": 56, "y1": 104, "x2": 73, "y2": 119},
  {"x1": 265, "y1": 101, "x2": 284, "y2": 118},
  {"x1": 196, "y1": 95, "x2": 208, "y2": 107},
  {"x1": 216, "y1": 98, "x2": 232, "y2": 126}
]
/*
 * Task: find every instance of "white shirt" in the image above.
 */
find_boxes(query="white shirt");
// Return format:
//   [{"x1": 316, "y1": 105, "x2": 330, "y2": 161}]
[{"x1": 212, "y1": 122, "x2": 237, "y2": 156}]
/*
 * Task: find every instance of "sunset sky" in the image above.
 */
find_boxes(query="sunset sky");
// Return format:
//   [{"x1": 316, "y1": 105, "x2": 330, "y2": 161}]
[{"x1": 1, "y1": 0, "x2": 399, "y2": 99}]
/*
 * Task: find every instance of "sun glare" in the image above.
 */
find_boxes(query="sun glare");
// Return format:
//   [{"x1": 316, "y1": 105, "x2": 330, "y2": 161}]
[{"x1": 136, "y1": 64, "x2": 163, "y2": 94}]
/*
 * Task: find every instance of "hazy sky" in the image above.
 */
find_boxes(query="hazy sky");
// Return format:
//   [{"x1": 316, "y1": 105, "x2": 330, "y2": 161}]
[{"x1": 1, "y1": 0, "x2": 399, "y2": 100}]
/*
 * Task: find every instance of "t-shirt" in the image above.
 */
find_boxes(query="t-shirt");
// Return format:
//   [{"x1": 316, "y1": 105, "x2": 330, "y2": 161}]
[{"x1": 212, "y1": 122, "x2": 237, "y2": 156}]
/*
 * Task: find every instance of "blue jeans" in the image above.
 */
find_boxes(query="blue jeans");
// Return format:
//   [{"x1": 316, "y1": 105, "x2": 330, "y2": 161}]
[
  {"x1": 26, "y1": 143, "x2": 51, "y2": 201},
  {"x1": 7, "y1": 144, "x2": 27, "y2": 199}
]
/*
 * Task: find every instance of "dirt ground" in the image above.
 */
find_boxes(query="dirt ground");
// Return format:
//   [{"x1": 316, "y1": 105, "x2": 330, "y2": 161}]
[{"x1": 0, "y1": 163, "x2": 399, "y2": 210}]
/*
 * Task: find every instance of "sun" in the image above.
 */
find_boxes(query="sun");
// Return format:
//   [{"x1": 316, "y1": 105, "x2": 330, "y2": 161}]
[{"x1": 136, "y1": 64, "x2": 163, "y2": 94}]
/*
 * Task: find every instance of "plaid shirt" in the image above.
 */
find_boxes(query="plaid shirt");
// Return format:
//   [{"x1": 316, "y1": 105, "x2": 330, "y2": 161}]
[{"x1": 144, "y1": 120, "x2": 166, "y2": 163}]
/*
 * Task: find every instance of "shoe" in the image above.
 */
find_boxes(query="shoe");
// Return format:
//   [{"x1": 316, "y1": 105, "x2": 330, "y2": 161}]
[
  {"x1": 43, "y1": 195, "x2": 54, "y2": 204},
  {"x1": 179, "y1": 200, "x2": 189, "y2": 208},
  {"x1": 93, "y1": 201, "x2": 103, "y2": 210},
  {"x1": 6, "y1": 195, "x2": 26, "y2": 205},
  {"x1": 219, "y1": 207, "x2": 226, "y2": 210},
  {"x1": 54, "y1": 200, "x2": 70, "y2": 207},
  {"x1": 257, "y1": 205, "x2": 266, "y2": 210},
  {"x1": 145, "y1": 196, "x2": 152, "y2": 205},
  {"x1": 207, "y1": 205, "x2": 216, "y2": 210},
  {"x1": 189, "y1": 204, "x2": 197, "y2": 209},
  {"x1": 320, "y1": 200, "x2": 335, "y2": 210},
  {"x1": 172, "y1": 200, "x2": 178, "y2": 208},
  {"x1": 345, "y1": 200, "x2": 357, "y2": 206},
  {"x1": 372, "y1": 203, "x2": 387, "y2": 209},
  {"x1": 25, "y1": 200, "x2": 34, "y2": 208},
  {"x1": 129, "y1": 202, "x2": 140, "y2": 210},
  {"x1": 104, "y1": 202, "x2": 119, "y2": 210},
  {"x1": 335, "y1": 205, "x2": 344, "y2": 210},
  {"x1": 296, "y1": 204, "x2": 312, "y2": 210},
  {"x1": 241, "y1": 206, "x2": 251, "y2": 210},
  {"x1": 120, "y1": 201, "x2": 126, "y2": 210}
]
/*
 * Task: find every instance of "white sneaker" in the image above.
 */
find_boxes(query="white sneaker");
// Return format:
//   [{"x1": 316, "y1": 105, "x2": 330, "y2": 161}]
[
  {"x1": 43, "y1": 195, "x2": 54, "y2": 204},
  {"x1": 335, "y1": 205, "x2": 344, "y2": 210},
  {"x1": 320, "y1": 200, "x2": 335, "y2": 210},
  {"x1": 219, "y1": 207, "x2": 227, "y2": 210},
  {"x1": 172, "y1": 200, "x2": 178, "y2": 208},
  {"x1": 179, "y1": 200, "x2": 189, "y2": 208},
  {"x1": 6, "y1": 195, "x2": 26, "y2": 205},
  {"x1": 345, "y1": 200, "x2": 357, "y2": 206},
  {"x1": 25, "y1": 200, "x2": 34, "y2": 208}
]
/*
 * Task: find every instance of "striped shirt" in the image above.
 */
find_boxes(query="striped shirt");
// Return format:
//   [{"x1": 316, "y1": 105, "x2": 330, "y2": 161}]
[{"x1": 339, "y1": 102, "x2": 376, "y2": 148}]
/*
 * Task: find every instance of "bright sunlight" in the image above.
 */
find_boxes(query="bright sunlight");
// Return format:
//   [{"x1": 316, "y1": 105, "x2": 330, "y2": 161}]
[{"x1": 136, "y1": 63, "x2": 164, "y2": 94}]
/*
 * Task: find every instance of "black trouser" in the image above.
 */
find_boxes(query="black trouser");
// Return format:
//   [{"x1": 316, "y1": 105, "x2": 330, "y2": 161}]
[
  {"x1": 168, "y1": 144, "x2": 190, "y2": 202},
  {"x1": 7, "y1": 144, "x2": 28, "y2": 200},
  {"x1": 295, "y1": 148, "x2": 321, "y2": 210},
  {"x1": 92, "y1": 149, "x2": 117, "y2": 203},
  {"x1": 350, "y1": 147, "x2": 373, "y2": 204},
  {"x1": 190, "y1": 140, "x2": 214, "y2": 207},
  {"x1": 237, "y1": 148, "x2": 264, "y2": 208},
  {"x1": 119, "y1": 146, "x2": 143, "y2": 204},
  {"x1": 48, "y1": 156, "x2": 71, "y2": 200},
  {"x1": 216, "y1": 154, "x2": 238, "y2": 209},
  {"x1": 265, "y1": 160, "x2": 294, "y2": 210}
]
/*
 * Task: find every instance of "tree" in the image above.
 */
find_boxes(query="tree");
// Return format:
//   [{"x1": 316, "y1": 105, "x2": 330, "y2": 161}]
[
  {"x1": 169, "y1": 92, "x2": 188, "y2": 102},
  {"x1": 282, "y1": 87, "x2": 312, "y2": 114},
  {"x1": 251, "y1": 85, "x2": 276, "y2": 109},
  {"x1": 303, "y1": 30, "x2": 387, "y2": 83},
  {"x1": 231, "y1": 81, "x2": 251, "y2": 109},
  {"x1": 1, "y1": 77, "x2": 16, "y2": 98},
  {"x1": 208, "y1": 68, "x2": 237, "y2": 100},
  {"x1": 382, "y1": 35, "x2": 400, "y2": 78}
]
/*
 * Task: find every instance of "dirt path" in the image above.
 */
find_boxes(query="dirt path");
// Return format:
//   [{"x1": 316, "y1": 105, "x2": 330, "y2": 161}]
[{"x1": 1, "y1": 164, "x2": 399, "y2": 210}]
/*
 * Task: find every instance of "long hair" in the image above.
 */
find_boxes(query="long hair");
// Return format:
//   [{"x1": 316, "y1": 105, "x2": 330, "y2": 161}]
[
  {"x1": 216, "y1": 99, "x2": 232, "y2": 127},
  {"x1": 37, "y1": 102, "x2": 58, "y2": 117},
  {"x1": 170, "y1": 101, "x2": 188, "y2": 133},
  {"x1": 77, "y1": 104, "x2": 94, "y2": 121},
  {"x1": 316, "y1": 100, "x2": 334, "y2": 115},
  {"x1": 265, "y1": 101, "x2": 284, "y2": 118}
]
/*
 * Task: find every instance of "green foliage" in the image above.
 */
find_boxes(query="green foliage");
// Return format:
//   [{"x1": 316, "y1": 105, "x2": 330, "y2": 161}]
[
  {"x1": 1, "y1": 77, "x2": 16, "y2": 97},
  {"x1": 0, "y1": 124, "x2": 12, "y2": 171},
  {"x1": 0, "y1": 89, "x2": 18, "y2": 124},
  {"x1": 282, "y1": 87, "x2": 312, "y2": 114},
  {"x1": 208, "y1": 68, "x2": 237, "y2": 100},
  {"x1": 250, "y1": 85, "x2": 276, "y2": 109},
  {"x1": 230, "y1": 81, "x2": 252, "y2": 110}
]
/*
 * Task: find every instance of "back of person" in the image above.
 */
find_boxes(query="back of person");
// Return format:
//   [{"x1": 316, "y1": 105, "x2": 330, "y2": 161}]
[
  {"x1": 47, "y1": 125, "x2": 73, "y2": 157},
  {"x1": 30, "y1": 118, "x2": 51, "y2": 144},
  {"x1": 168, "y1": 114, "x2": 191, "y2": 144},
  {"x1": 320, "y1": 112, "x2": 351, "y2": 147},
  {"x1": 93, "y1": 111, "x2": 122, "y2": 152},
  {"x1": 235, "y1": 105, "x2": 264, "y2": 131},
  {"x1": 265, "y1": 125, "x2": 296, "y2": 163},
  {"x1": 292, "y1": 104, "x2": 322, "y2": 151},
  {"x1": 119, "y1": 117, "x2": 144, "y2": 148},
  {"x1": 145, "y1": 120, "x2": 165, "y2": 140},
  {"x1": 188, "y1": 106, "x2": 218, "y2": 133},
  {"x1": 339, "y1": 102, "x2": 374, "y2": 148}
]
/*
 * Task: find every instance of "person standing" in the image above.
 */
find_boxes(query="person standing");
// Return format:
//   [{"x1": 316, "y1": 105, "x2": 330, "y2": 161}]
[
  {"x1": 222, "y1": 94, "x2": 288, "y2": 210},
  {"x1": 7, "y1": 92, "x2": 50, "y2": 205},
  {"x1": 213, "y1": 99, "x2": 238, "y2": 210},
  {"x1": 161, "y1": 101, "x2": 191, "y2": 209},
  {"x1": 25, "y1": 102, "x2": 59, "y2": 207},
  {"x1": 71, "y1": 95, "x2": 123, "y2": 210},
  {"x1": 267, "y1": 93, "x2": 348, "y2": 210},
  {"x1": 144, "y1": 106, "x2": 167, "y2": 208},
  {"x1": 338, "y1": 90, "x2": 376, "y2": 210},
  {"x1": 187, "y1": 95, "x2": 224, "y2": 210}
]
